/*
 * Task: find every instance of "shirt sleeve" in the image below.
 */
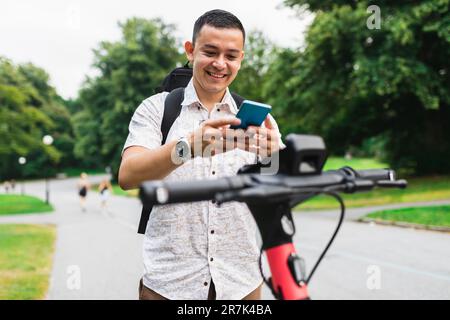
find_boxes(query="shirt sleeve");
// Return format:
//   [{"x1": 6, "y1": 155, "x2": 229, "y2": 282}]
[{"x1": 122, "y1": 92, "x2": 169, "y2": 155}]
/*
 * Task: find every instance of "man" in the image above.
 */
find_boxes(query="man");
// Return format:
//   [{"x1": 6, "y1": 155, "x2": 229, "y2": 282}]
[{"x1": 119, "y1": 9, "x2": 283, "y2": 300}]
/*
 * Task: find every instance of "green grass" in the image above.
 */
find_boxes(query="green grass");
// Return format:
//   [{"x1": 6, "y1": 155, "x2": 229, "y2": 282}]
[
  {"x1": 111, "y1": 185, "x2": 138, "y2": 197},
  {"x1": 295, "y1": 156, "x2": 450, "y2": 210},
  {"x1": 0, "y1": 195, "x2": 54, "y2": 216},
  {"x1": 296, "y1": 175, "x2": 450, "y2": 210},
  {"x1": 0, "y1": 224, "x2": 56, "y2": 299},
  {"x1": 365, "y1": 205, "x2": 450, "y2": 227},
  {"x1": 323, "y1": 156, "x2": 389, "y2": 171}
]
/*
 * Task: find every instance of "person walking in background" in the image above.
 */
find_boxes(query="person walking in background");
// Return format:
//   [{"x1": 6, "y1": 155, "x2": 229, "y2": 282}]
[
  {"x1": 98, "y1": 178, "x2": 113, "y2": 213},
  {"x1": 10, "y1": 179, "x2": 16, "y2": 193},
  {"x1": 77, "y1": 172, "x2": 90, "y2": 212},
  {"x1": 3, "y1": 180, "x2": 11, "y2": 193}
]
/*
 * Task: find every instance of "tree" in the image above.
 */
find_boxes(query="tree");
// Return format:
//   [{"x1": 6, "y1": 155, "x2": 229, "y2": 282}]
[
  {"x1": 279, "y1": 0, "x2": 450, "y2": 175},
  {"x1": 0, "y1": 57, "x2": 70, "y2": 180},
  {"x1": 73, "y1": 17, "x2": 183, "y2": 177},
  {"x1": 263, "y1": 48, "x2": 306, "y2": 136},
  {"x1": 18, "y1": 63, "x2": 76, "y2": 174},
  {"x1": 229, "y1": 30, "x2": 278, "y2": 102}
]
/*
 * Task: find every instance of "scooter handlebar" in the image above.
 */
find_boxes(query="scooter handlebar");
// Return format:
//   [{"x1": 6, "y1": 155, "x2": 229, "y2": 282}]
[{"x1": 139, "y1": 168, "x2": 405, "y2": 207}]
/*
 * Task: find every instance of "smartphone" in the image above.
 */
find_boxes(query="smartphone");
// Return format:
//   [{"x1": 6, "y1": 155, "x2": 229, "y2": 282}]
[{"x1": 230, "y1": 100, "x2": 272, "y2": 129}]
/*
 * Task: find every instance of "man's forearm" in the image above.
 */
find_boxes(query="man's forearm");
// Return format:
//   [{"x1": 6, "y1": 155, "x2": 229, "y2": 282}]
[{"x1": 118, "y1": 141, "x2": 181, "y2": 190}]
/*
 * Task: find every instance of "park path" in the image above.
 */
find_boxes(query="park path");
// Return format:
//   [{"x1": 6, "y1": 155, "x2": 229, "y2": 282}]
[
  {"x1": 1, "y1": 175, "x2": 143, "y2": 299},
  {"x1": 1, "y1": 176, "x2": 449, "y2": 299}
]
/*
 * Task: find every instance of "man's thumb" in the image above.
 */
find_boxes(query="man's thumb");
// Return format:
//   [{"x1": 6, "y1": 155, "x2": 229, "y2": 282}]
[{"x1": 207, "y1": 117, "x2": 240, "y2": 128}]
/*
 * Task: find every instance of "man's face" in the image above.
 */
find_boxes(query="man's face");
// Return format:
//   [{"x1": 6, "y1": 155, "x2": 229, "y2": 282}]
[{"x1": 185, "y1": 24, "x2": 244, "y2": 97}]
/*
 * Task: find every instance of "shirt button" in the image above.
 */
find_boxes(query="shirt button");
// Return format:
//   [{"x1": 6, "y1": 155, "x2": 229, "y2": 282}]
[
  {"x1": 210, "y1": 230, "x2": 215, "y2": 234},
  {"x1": 198, "y1": 106, "x2": 201, "y2": 110},
  {"x1": 212, "y1": 171, "x2": 215, "y2": 175},
  {"x1": 217, "y1": 108, "x2": 220, "y2": 112},
  {"x1": 204, "y1": 282, "x2": 208, "y2": 286},
  {"x1": 210, "y1": 257, "x2": 214, "y2": 262}
]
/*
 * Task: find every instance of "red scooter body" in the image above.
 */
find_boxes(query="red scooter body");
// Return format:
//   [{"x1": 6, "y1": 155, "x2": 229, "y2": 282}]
[{"x1": 266, "y1": 243, "x2": 310, "y2": 300}]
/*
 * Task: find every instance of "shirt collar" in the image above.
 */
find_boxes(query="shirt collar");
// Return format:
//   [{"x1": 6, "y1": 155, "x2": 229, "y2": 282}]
[{"x1": 181, "y1": 78, "x2": 238, "y2": 114}]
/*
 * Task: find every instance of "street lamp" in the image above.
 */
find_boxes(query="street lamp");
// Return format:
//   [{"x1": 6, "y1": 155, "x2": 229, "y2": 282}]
[
  {"x1": 43, "y1": 135, "x2": 53, "y2": 204},
  {"x1": 43, "y1": 135, "x2": 54, "y2": 146},
  {"x1": 18, "y1": 157, "x2": 26, "y2": 195}
]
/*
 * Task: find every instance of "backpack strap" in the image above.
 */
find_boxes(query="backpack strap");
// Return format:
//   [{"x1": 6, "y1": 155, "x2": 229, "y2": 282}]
[
  {"x1": 231, "y1": 92, "x2": 245, "y2": 109},
  {"x1": 161, "y1": 87, "x2": 185, "y2": 144},
  {"x1": 137, "y1": 87, "x2": 185, "y2": 234},
  {"x1": 137, "y1": 89, "x2": 244, "y2": 234}
]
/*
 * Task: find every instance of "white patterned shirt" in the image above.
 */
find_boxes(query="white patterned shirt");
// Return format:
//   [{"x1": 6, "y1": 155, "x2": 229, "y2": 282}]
[{"x1": 123, "y1": 79, "x2": 283, "y2": 300}]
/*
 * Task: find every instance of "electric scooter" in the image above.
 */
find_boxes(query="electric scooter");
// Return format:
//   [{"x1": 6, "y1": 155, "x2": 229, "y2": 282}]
[{"x1": 139, "y1": 134, "x2": 407, "y2": 300}]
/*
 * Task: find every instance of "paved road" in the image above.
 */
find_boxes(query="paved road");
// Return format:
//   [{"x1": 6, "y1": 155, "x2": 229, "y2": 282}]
[
  {"x1": 1, "y1": 176, "x2": 449, "y2": 299},
  {"x1": 1, "y1": 175, "x2": 143, "y2": 300}
]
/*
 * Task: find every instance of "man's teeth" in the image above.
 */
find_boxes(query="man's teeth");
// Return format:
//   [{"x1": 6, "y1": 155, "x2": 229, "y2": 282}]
[{"x1": 208, "y1": 72, "x2": 226, "y2": 78}]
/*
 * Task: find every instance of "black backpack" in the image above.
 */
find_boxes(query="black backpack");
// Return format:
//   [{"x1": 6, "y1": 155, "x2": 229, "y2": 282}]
[{"x1": 137, "y1": 63, "x2": 245, "y2": 234}]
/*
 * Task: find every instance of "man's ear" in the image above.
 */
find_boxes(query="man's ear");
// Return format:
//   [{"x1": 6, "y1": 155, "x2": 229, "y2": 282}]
[{"x1": 184, "y1": 41, "x2": 194, "y2": 64}]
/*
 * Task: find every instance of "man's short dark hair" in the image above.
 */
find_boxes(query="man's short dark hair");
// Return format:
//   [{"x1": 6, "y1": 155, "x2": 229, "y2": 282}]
[{"x1": 193, "y1": 9, "x2": 245, "y2": 45}]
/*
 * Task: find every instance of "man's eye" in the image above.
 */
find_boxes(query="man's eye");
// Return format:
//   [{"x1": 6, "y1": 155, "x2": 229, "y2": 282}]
[
  {"x1": 204, "y1": 51, "x2": 216, "y2": 56},
  {"x1": 227, "y1": 55, "x2": 237, "y2": 60}
]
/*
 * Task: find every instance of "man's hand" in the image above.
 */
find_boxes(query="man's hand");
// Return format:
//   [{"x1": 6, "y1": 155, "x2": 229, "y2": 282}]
[
  {"x1": 186, "y1": 116, "x2": 280, "y2": 159},
  {"x1": 245, "y1": 116, "x2": 281, "y2": 158},
  {"x1": 222, "y1": 116, "x2": 281, "y2": 158},
  {"x1": 188, "y1": 117, "x2": 241, "y2": 158}
]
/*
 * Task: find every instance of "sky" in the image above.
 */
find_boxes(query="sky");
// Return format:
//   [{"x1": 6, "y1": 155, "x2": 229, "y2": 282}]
[{"x1": 0, "y1": 0, "x2": 313, "y2": 99}]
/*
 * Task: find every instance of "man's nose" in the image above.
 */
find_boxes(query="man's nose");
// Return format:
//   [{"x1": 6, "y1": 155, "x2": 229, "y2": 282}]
[{"x1": 212, "y1": 56, "x2": 226, "y2": 69}]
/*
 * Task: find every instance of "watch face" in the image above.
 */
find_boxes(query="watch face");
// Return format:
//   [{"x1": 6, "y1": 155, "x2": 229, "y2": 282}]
[{"x1": 177, "y1": 140, "x2": 189, "y2": 159}]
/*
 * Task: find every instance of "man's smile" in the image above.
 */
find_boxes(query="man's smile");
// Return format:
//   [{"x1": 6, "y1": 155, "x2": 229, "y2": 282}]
[{"x1": 206, "y1": 70, "x2": 228, "y2": 79}]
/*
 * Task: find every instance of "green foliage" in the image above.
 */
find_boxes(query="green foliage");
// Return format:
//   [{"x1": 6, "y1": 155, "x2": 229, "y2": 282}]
[
  {"x1": 62, "y1": 167, "x2": 105, "y2": 177},
  {"x1": 4, "y1": 6, "x2": 447, "y2": 178},
  {"x1": 230, "y1": 30, "x2": 278, "y2": 101},
  {"x1": 277, "y1": 0, "x2": 450, "y2": 174},
  {"x1": 72, "y1": 18, "x2": 183, "y2": 178},
  {"x1": 0, "y1": 58, "x2": 75, "y2": 180},
  {"x1": 72, "y1": 110, "x2": 102, "y2": 167},
  {"x1": 264, "y1": 48, "x2": 306, "y2": 135}
]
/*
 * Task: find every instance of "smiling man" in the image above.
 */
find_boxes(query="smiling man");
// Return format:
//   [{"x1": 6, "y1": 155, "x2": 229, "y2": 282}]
[
  {"x1": 119, "y1": 9, "x2": 283, "y2": 300},
  {"x1": 185, "y1": 23, "x2": 243, "y2": 109}
]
